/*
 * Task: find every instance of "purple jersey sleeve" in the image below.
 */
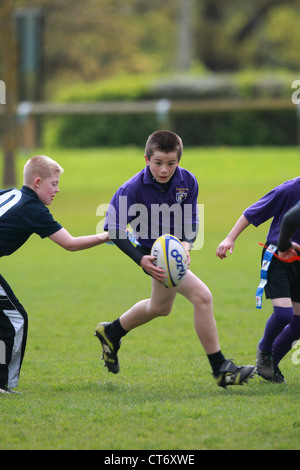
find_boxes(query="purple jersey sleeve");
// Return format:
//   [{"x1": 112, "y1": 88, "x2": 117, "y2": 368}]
[{"x1": 243, "y1": 178, "x2": 300, "y2": 244}]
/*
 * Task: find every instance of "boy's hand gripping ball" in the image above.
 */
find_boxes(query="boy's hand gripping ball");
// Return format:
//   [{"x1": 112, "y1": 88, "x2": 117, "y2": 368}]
[{"x1": 151, "y1": 234, "x2": 188, "y2": 288}]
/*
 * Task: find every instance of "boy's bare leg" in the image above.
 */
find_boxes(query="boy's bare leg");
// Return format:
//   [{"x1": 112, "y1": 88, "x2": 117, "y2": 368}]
[
  {"x1": 119, "y1": 278, "x2": 177, "y2": 331},
  {"x1": 95, "y1": 270, "x2": 256, "y2": 385},
  {"x1": 176, "y1": 270, "x2": 220, "y2": 354},
  {"x1": 95, "y1": 279, "x2": 176, "y2": 374},
  {"x1": 119, "y1": 272, "x2": 220, "y2": 354},
  {"x1": 175, "y1": 270, "x2": 255, "y2": 386}
]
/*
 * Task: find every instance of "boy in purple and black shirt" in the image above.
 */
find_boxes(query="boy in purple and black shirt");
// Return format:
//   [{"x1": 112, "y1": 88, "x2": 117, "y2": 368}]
[
  {"x1": 95, "y1": 130, "x2": 255, "y2": 388},
  {"x1": 216, "y1": 177, "x2": 300, "y2": 383}
]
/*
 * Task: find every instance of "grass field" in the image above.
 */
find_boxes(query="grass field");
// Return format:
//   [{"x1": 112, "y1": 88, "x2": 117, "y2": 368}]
[{"x1": 0, "y1": 146, "x2": 300, "y2": 450}]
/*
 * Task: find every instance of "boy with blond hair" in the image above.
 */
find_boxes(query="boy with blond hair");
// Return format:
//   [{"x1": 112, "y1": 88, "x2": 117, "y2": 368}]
[{"x1": 0, "y1": 155, "x2": 109, "y2": 393}]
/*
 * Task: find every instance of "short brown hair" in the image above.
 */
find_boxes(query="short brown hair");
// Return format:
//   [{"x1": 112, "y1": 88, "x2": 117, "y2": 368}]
[
  {"x1": 145, "y1": 130, "x2": 183, "y2": 161},
  {"x1": 23, "y1": 155, "x2": 64, "y2": 186}
]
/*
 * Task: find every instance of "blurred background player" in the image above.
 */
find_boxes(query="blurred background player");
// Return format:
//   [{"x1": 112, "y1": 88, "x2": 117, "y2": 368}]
[
  {"x1": 216, "y1": 179, "x2": 300, "y2": 383},
  {"x1": 271, "y1": 201, "x2": 300, "y2": 376}
]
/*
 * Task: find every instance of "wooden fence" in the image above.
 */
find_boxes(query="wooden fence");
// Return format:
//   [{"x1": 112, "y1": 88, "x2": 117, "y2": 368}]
[{"x1": 1, "y1": 97, "x2": 299, "y2": 150}]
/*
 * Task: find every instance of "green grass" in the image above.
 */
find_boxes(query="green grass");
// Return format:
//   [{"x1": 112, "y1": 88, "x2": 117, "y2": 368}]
[{"x1": 0, "y1": 146, "x2": 300, "y2": 450}]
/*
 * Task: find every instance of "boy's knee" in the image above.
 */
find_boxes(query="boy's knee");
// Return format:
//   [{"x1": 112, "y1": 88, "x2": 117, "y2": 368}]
[
  {"x1": 156, "y1": 307, "x2": 172, "y2": 317},
  {"x1": 203, "y1": 289, "x2": 213, "y2": 304},
  {"x1": 194, "y1": 287, "x2": 212, "y2": 306},
  {"x1": 150, "y1": 303, "x2": 172, "y2": 318}
]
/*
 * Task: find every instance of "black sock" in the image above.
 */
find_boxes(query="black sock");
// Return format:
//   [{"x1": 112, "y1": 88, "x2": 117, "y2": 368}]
[
  {"x1": 207, "y1": 350, "x2": 226, "y2": 375},
  {"x1": 106, "y1": 318, "x2": 128, "y2": 344}
]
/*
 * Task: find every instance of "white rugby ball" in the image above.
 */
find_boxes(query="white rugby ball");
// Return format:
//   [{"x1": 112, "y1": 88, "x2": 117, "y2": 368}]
[{"x1": 150, "y1": 234, "x2": 188, "y2": 288}]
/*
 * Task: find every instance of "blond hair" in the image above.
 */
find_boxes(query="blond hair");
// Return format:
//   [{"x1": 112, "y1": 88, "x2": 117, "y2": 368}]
[{"x1": 23, "y1": 155, "x2": 64, "y2": 186}]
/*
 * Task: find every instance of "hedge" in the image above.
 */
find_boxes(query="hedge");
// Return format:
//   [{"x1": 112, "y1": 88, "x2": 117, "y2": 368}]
[{"x1": 43, "y1": 72, "x2": 298, "y2": 147}]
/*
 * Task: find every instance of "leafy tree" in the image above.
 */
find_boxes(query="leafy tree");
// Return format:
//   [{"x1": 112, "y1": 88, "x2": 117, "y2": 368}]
[
  {"x1": 14, "y1": 0, "x2": 178, "y2": 88},
  {"x1": 195, "y1": 0, "x2": 300, "y2": 71},
  {"x1": 4, "y1": 0, "x2": 300, "y2": 94}
]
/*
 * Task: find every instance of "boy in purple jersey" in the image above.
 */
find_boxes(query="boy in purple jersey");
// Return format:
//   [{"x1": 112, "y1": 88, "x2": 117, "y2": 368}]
[
  {"x1": 95, "y1": 130, "x2": 255, "y2": 388},
  {"x1": 216, "y1": 178, "x2": 300, "y2": 383},
  {"x1": 0, "y1": 155, "x2": 109, "y2": 394}
]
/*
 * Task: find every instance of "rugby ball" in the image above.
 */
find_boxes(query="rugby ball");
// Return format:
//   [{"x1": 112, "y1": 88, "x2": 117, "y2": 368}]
[{"x1": 150, "y1": 234, "x2": 188, "y2": 288}]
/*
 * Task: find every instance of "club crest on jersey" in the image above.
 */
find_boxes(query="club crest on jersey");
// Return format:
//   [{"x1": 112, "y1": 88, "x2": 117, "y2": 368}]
[{"x1": 176, "y1": 188, "x2": 188, "y2": 204}]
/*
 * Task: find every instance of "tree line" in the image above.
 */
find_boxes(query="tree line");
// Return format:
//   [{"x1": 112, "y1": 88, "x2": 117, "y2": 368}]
[{"x1": 1, "y1": 0, "x2": 299, "y2": 93}]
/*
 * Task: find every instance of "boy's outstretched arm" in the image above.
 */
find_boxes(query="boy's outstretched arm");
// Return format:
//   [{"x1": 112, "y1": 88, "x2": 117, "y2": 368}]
[
  {"x1": 49, "y1": 228, "x2": 109, "y2": 251},
  {"x1": 216, "y1": 214, "x2": 250, "y2": 260}
]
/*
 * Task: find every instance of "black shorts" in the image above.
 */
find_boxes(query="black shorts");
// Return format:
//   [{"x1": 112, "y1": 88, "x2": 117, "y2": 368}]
[{"x1": 262, "y1": 247, "x2": 300, "y2": 302}]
